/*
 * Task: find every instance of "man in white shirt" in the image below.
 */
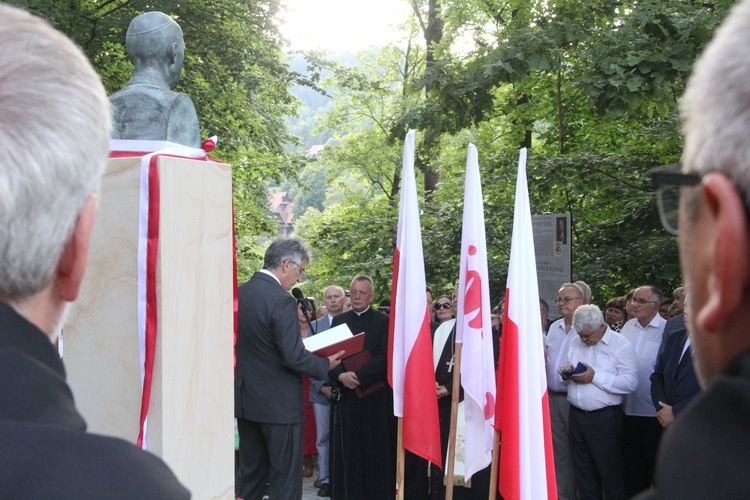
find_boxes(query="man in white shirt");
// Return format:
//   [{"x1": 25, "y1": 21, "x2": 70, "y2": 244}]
[
  {"x1": 545, "y1": 282, "x2": 585, "y2": 500},
  {"x1": 575, "y1": 280, "x2": 592, "y2": 304},
  {"x1": 639, "y1": 5, "x2": 750, "y2": 495},
  {"x1": 559, "y1": 305, "x2": 638, "y2": 500},
  {"x1": 620, "y1": 285, "x2": 667, "y2": 496}
]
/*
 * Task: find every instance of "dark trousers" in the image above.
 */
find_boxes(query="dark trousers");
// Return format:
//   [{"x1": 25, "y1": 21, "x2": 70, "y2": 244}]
[
  {"x1": 569, "y1": 405, "x2": 627, "y2": 500},
  {"x1": 331, "y1": 388, "x2": 397, "y2": 500},
  {"x1": 404, "y1": 450, "x2": 429, "y2": 500},
  {"x1": 623, "y1": 415, "x2": 662, "y2": 497},
  {"x1": 236, "y1": 418, "x2": 303, "y2": 500}
]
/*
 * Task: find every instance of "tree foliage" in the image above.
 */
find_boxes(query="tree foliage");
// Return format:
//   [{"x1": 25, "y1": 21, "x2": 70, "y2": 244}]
[
  {"x1": 10, "y1": 0, "x2": 311, "y2": 280},
  {"x1": 290, "y1": 0, "x2": 727, "y2": 307},
  {"x1": 17, "y1": 0, "x2": 730, "y2": 305}
]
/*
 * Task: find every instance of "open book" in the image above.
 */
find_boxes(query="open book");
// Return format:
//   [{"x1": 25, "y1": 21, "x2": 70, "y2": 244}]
[{"x1": 303, "y1": 323, "x2": 365, "y2": 358}]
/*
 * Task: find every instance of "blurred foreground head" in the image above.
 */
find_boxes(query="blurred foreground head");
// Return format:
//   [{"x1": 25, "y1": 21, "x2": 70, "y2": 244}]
[
  {"x1": 679, "y1": 0, "x2": 750, "y2": 385},
  {"x1": 0, "y1": 4, "x2": 111, "y2": 332}
]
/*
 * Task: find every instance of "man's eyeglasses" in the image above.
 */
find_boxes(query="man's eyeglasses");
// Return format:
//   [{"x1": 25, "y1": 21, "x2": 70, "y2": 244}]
[
  {"x1": 434, "y1": 302, "x2": 452, "y2": 310},
  {"x1": 651, "y1": 164, "x2": 750, "y2": 236},
  {"x1": 650, "y1": 164, "x2": 702, "y2": 236},
  {"x1": 555, "y1": 297, "x2": 581, "y2": 304},
  {"x1": 289, "y1": 261, "x2": 305, "y2": 275}
]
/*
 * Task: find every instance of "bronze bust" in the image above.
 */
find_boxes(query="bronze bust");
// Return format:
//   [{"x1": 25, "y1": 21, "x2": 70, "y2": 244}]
[{"x1": 110, "y1": 12, "x2": 201, "y2": 147}]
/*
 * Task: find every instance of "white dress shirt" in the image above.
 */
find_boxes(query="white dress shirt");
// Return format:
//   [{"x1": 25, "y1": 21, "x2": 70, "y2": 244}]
[
  {"x1": 565, "y1": 327, "x2": 639, "y2": 411},
  {"x1": 545, "y1": 318, "x2": 577, "y2": 393},
  {"x1": 621, "y1": 314, "x2": 667, "y2": 416}
]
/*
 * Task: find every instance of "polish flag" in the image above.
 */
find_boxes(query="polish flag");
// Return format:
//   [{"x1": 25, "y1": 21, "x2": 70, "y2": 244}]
[
  {"x1": 388, "y1": 130, "x2": 442, "y2": 466},
  {"x1": 455, "y1": 144, "x2": 496, "y2": 479},
  {"x1": 494, "y1": 148, "x2": 557, "y2": 499}
]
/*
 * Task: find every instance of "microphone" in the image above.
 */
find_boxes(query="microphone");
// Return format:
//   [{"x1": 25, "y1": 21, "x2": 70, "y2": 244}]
[{"x1": 292, "y1": 287, "x2": 315, "y2": 314}]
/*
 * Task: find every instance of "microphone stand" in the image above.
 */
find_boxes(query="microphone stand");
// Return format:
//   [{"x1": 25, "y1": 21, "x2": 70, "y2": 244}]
[{"x1": 329, "y1": 382, "x2": 347, "y2": 499}]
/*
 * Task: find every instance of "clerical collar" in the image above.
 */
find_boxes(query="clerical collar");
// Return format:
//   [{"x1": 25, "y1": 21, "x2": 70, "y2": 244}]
[{"x1": 353, "y1": 306, "x2": 370, "y2": 316}]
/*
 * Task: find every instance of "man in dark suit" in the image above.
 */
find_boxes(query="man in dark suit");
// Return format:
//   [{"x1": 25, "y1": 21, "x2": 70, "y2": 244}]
[
  {"x1": 639, "y1": 2, "x2": 750, "y2": 496},
  {"x1": 650, "y1": 323, "x2": 700, "y2": 428},
  {"x1": 656, "y1": 312, "x2": 685, "y2": 358},
  {"x1": 235, "y1": 237, "x2": 344, "y2": 500},
  {"x1": 329, "y1": 275, "x2": 397, "y2": 500},
  {"x1": 0, "y1": 6, "x2": 188, "y2": 498},
  {"x1": 309, "y1": 284, "x2": 346, "y2": 497}
]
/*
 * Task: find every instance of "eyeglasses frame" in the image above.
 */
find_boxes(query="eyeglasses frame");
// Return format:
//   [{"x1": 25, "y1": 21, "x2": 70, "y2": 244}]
[{"x1": 650, "y1": 164, "x2": 750, "y2": 235}]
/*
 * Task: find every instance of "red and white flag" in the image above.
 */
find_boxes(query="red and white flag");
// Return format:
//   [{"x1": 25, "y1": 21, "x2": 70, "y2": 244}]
[
  {"x1": 456, "y1": 144, "x2": 496, "y2": 479},
  {"x1": 388, "y1": 130, "x2": 442, "y2": 467},
  {"x1": 494, "y1": 148, "x2": 557, "y2": 500}
]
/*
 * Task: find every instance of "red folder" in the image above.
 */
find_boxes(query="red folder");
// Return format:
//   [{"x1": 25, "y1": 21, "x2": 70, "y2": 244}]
[
  {"x1": 342, "y1": 348, "x2": 385, "y2": 398},
  {"x1": 312, "y1": 331, "x2": 366, "y2": 358}
]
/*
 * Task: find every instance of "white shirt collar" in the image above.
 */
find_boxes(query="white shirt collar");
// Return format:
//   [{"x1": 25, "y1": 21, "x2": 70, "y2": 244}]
[
  {"x1": 353, "y1": 306, "x2": 370, "y2": 316},
  {"x1": 259, "y1": 269, "x2": 281, "y2": 286}
]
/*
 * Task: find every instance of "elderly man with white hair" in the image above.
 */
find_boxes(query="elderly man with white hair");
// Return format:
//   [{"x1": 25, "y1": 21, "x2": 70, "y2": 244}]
[
  {"x1": 559, "y1": 304, "x2": 638, "y2": 500},
  {"x1": 0, "y1": 5, "x2": 188, "y2": 498},
  {"x1": 644, "y1": 0, "x2": 750, "y2": 497}
]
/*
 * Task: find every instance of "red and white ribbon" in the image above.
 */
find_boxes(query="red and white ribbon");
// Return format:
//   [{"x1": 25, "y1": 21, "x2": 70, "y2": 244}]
[{"x1": 110, "y1": 140, "x2": 209, "y2": 450}]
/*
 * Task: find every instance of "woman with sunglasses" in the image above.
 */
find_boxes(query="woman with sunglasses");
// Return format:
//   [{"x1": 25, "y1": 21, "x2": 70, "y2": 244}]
[{"x1": 433, "y1": 295, "x2": 454, "y2": 323}]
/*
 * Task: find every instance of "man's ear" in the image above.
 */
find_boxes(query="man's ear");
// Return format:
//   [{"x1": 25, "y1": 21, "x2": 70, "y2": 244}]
[
  {"x1": 698, "y1": 173, "x2": 750, "y2": 332},
  {"x1": 55, "y1": 195, "x2": 97, "y2": 302}
]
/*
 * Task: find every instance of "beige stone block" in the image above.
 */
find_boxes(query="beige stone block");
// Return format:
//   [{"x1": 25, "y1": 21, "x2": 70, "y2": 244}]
[{"x1": 65, "y1": 156, "x2": 234, "y2": 499}]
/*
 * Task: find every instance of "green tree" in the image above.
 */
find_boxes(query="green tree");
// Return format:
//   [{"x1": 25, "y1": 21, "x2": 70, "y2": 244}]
[
  {"x1": 296, "y1": 0, "x2": 725, "y2": 304},
  {"x1": 11, "y1": 0, "x2": 312, "y2": 280}
]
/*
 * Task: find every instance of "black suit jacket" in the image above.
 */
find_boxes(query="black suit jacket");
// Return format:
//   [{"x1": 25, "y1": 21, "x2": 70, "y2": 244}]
[
  {"x1": 639, "y1": 349, "x2": 750, "y2": 499},
  {"x1": 650, "y1": 327, "x2": 700, "y2": 416},
  {"x1": 235, "y1": 271, "x2": 329, "y2": 424},
  {"x1": 657, "y1": 314, "x2": 685, "y2": 358},
  {"x1": 0, "y1": 302, "x2": 188, "y2": 499}
]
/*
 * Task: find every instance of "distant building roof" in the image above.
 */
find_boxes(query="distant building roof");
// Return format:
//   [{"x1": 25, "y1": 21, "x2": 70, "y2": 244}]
[
  {"x1": 307, "y1": 144, "x2": 325, "y2": 156},
  {"x1": 268, "y1": 191, "x2": 295, "y2": 235}
]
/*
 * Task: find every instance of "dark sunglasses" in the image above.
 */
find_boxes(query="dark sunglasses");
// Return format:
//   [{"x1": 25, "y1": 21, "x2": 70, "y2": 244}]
[{"x1": 433, "y1": 302, "x2": 452, "y2": 310}]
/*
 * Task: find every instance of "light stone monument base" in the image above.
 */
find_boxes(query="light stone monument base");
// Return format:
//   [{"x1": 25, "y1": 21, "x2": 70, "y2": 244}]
[{"x1": 64, "y1": 155, "x2": 234, "y2": 499}]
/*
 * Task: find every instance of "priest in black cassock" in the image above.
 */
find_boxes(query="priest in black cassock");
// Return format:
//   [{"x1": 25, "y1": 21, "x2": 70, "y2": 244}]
[{"x1": 329, "y1": 275, "x2": 397, "y2": 500}]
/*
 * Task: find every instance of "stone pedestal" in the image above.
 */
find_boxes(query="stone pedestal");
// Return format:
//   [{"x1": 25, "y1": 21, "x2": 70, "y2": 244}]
[{"x1": 64, "y1": 155, "x2": 234, "y2": 499}]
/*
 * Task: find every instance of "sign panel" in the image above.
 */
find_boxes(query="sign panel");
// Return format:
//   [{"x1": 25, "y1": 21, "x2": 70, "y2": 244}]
[{"x1": 531, "y1": 214, "x2": 572, "y2": 320}]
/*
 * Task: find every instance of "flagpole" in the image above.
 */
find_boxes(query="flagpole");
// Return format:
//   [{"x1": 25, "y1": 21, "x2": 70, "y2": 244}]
[
  {"x1": 445, "y1": 342, "x2": 463, "y2": 500},
  {"x1": 396, "y1": 418, "x2": 405, "y2": 500},
  {"x1": 489, "y1": 429, "x2": 500, "y2": 500}
]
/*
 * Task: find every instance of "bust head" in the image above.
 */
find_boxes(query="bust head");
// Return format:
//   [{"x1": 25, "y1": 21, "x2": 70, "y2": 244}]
[
  {"x1": 109, "y1": 12, "x2": 201, "y2": 147},
  {"x1": 126, "y1": 12, "x2": 185, "y2": 89}
]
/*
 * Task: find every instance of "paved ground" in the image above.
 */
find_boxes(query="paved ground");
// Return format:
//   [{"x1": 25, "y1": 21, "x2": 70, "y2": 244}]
[
  {"x1": 236, "y1": 457, "x2": 326, "y2": 499},
  {"x1": 301, "y1": 469, "x2": 322, "y2": 500},
  {"x1": 302, "y1": 457, "x2": 327, "y2": 499}
]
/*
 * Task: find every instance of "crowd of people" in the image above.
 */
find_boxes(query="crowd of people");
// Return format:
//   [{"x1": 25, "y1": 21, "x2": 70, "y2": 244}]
[
  {"x1": 235, "y1": 242, "x2": 396, "y2": 499},
  {"x1": 545, "y1": 283, "x2": 697, "y2": 500},
  {"x1": 235, "y1": 249, "x2": 699, "y2": 500}
]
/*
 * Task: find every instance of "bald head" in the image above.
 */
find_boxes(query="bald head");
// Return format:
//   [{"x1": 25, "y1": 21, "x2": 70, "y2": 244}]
[{"x1": 323, "y1": 285, "x2": 345, "y2": 316}]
